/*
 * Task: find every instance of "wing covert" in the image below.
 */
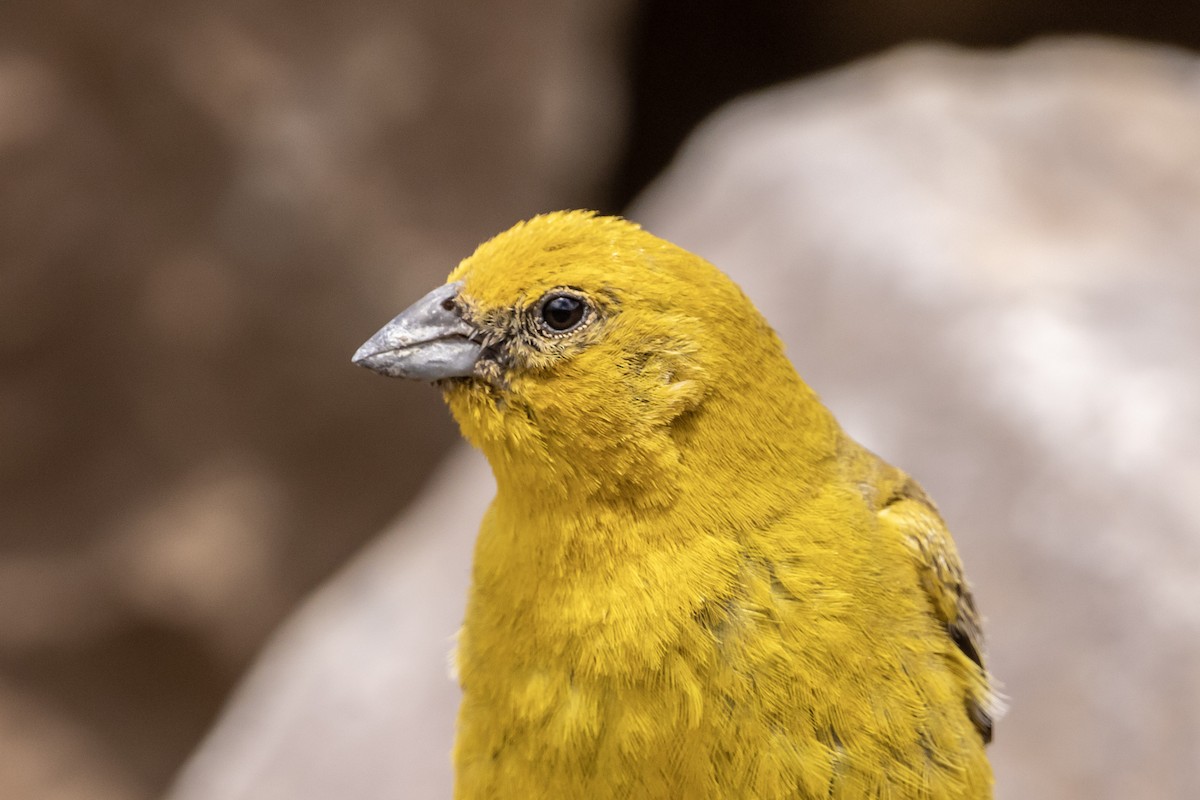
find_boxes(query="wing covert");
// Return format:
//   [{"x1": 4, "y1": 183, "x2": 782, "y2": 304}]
[{"x1": 877, "y1": 483, "x2": 997, "y2": 744}]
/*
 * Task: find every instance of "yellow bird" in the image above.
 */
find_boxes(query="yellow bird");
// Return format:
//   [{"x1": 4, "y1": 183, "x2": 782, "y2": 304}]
[{"x1": 354, "y1": 211, "x2": 998, "y2": 799}]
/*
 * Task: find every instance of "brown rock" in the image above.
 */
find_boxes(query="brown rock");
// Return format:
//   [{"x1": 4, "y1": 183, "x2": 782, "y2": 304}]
[{"x1": 0, "y1": 1, "x2": 630, "y2": 797}]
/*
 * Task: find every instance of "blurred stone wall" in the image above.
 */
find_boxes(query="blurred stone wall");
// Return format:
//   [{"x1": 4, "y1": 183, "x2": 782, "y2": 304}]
[{"x1": 0, "y1": 2, "x2": 629, "y2": 798}]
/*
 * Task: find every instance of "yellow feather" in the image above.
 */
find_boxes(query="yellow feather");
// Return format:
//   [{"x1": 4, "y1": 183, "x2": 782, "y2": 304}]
[{"x1": 435, "y1": 211, "x2": 994, "y2": 799}]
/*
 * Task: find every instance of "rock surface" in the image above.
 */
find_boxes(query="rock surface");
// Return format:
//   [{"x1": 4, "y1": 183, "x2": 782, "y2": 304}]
[{"x1": 169, "y1": 38, "x2": 1200, "y2": 800}]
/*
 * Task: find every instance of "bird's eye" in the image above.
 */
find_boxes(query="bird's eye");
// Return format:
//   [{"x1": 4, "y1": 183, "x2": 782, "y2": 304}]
[{"x1": 539, "y1": 293, "x2": 587, "y2": 333}]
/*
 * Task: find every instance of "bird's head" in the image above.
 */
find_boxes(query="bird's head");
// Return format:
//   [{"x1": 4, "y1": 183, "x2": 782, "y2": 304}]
[{"x1": 354, "y1": 211, "x2": 820, "y2": 505}]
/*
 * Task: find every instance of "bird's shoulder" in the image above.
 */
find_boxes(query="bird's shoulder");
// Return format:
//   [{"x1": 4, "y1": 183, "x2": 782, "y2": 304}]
[{"x1": 838, "y1": 437, "x2": 997, "y2": 744}]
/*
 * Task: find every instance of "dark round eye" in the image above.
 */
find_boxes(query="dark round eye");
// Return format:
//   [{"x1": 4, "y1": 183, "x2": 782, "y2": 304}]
[{"x1": 540, "y1": 293, "x2": 586, "y2": 332}]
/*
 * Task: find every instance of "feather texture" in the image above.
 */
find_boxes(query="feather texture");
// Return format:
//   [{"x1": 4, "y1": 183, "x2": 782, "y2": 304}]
[{"x1": 433, "y1": 211, "x2": 994, "y2": 799}]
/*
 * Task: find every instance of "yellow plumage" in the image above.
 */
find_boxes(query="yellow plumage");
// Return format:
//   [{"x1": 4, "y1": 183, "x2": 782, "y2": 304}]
[{"x1": 369, "y1": 211, "x2": 997, "y2": 798}]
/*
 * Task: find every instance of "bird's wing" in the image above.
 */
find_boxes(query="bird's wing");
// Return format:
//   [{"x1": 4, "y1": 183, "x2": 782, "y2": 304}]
[
  {"x1": 878, "y1": 486, "x2": 995, "y2": 743},
  {"x1": 877, "y1": 480, "x2": 997, "y2": 744},
  {"x1": 845, "y1": 441, "x2": 997, "y2": 744}
]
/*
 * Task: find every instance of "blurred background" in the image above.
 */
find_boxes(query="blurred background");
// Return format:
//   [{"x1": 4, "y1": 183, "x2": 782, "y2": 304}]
[{"x1": 3, "y1": 2, "x2": 1199, "y2": 799}]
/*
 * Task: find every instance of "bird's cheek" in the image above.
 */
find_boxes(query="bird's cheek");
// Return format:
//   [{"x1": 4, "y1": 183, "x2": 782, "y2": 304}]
[
  {"x1": 472, "y1": 357, "x2": 506, "y2": 387},
  {"x1": 442, "y1": 381, "x2": 503, "y2": 441},
  {"x1": 654, "y1": 378, "x2": 706, "y2": 424}
]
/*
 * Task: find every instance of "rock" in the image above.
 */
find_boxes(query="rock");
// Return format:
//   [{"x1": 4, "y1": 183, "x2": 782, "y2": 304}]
[{"x1": 0, "y1": 1, "x2": 630, "y2": 797}]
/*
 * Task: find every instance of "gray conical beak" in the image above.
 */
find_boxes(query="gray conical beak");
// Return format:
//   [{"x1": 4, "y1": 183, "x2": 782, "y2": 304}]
[{"x1": 352, "y1": 280, "x2": 482, "y2": 380}]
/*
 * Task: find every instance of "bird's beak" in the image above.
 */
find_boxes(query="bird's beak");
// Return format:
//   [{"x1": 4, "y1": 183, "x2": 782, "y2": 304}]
[{"x1": 352, "y1": 280, "x2": 482, "y2": 380}]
